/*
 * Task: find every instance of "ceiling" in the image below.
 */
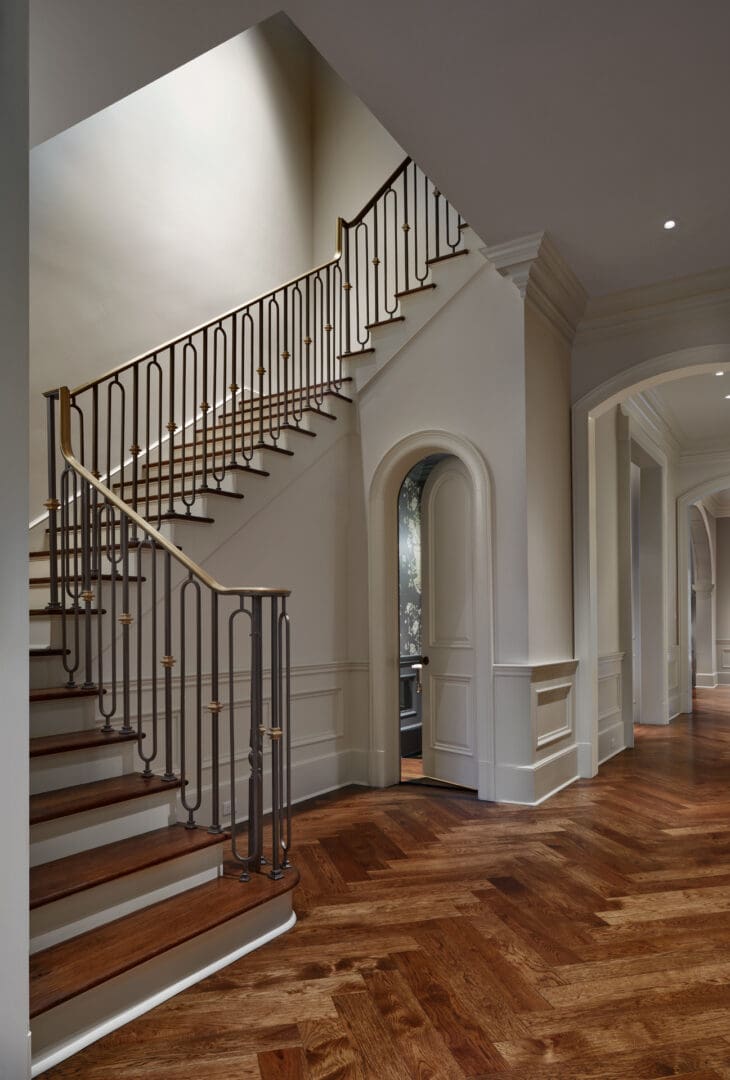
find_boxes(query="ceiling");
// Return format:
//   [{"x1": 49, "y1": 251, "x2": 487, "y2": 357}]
[
  {"x1": 640, "y1": 371, "x2": 730, "y2": 453},
  {"x1": 30, "y1": 0, "x2": 730, "y2": 296}
]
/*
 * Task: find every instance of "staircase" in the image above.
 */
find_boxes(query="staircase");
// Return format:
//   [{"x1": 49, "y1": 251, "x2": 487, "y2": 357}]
[{"x1": 28, "y1": 156, "x2": 473, "y2": 1075}]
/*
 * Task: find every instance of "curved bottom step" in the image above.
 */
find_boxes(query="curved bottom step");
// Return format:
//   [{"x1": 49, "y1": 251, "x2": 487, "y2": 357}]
[{"x1": 31, "y1": 869, "x2": 298, "y2": 1076}]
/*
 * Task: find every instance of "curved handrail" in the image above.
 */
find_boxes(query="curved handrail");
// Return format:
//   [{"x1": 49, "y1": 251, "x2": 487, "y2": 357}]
[
  {"x1": 59, "y1": 385, "x2": 290, "y2": 598},
  {"x1": 64, "y1": 156, "x2": 413, "y2": 398}
]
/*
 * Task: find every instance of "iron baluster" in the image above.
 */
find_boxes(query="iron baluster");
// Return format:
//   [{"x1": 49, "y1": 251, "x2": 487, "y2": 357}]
[
  {"x1": 208, "y1": 590, "x2": 222, "y2": 834},
  {"x1": 44, "y1": 391, "x2": 61, "y2": 611}
]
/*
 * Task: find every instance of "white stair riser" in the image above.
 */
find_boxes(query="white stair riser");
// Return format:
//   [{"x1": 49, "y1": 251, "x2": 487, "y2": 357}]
[
  {"x1": 31, "y1": 741, "x2": 139, "y2": 796},
  {"x1": 30, "y1": 695, "x2": 98, "y2": 737},
  {"x1": 30, "y1": 789, "x2": 181, "y2": 866},
  {"x1": 30, "y1": 844, "x2": 223, "y2": 954},
  {"x1": 30, "y1": 657, "x2": 69, "y2": 691},
  {"x1": 29, "y1": 552, "x2": 144, "y2": 580}
]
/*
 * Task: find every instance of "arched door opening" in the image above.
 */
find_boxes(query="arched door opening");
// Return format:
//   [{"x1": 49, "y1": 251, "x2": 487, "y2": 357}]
[
  {"x1": 397, "y1": 453, "x2": 477, "y2": 790},
  {"x1": 573, "y1": 344, "x2": 730, "y2": 777}
]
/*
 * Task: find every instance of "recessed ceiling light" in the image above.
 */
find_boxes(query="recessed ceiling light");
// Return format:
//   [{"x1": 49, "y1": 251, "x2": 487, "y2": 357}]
[
  {"x1": 664, "y1": 219, "x2": 677, "y2": 230},
  {"x1": 717, "y1": 371, "x2": 725, "y2": 376},
  {"x1": 724, "y1": 394, "x2": 730, "y2": 400}
]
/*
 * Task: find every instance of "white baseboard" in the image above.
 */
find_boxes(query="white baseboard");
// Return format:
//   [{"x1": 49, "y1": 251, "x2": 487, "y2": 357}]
[
  {"x1": 694, "y1": 672, "x2": 718, "y2": 689},
  {"x1": 495, "y1": 742, "x2": 579, "y2": 806},
  {"x1": 597, "y1": 720, "x2": 625, "y2": 765}
]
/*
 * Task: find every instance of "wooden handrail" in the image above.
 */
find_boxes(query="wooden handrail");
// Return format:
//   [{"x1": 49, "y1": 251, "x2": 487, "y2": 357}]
[{"x1": 58, "y1": 386, "x2": 290, "y2": 597}]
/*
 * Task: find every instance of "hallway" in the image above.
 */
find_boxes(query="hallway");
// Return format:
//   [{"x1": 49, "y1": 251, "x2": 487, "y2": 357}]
[{"x1": 48, "y1": 692, "x2": 730, "y2": 1079}]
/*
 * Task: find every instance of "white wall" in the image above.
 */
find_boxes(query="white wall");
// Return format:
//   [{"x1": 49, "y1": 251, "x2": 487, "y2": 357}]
[
  {"x1": 0, "y1": 1, "x2": 30, "y2": 1074},
  {"x1": 358, "y1": 264, "x2": 529, "y2": 663},
  {"x1": 716, "y1": 518, "x2": 730, "y2": 637},
  {"x1": 311, "y1": 53, "x2": 403, "y2": 265},
  {"x1": 30, "y1": 16, "x2": 315, "y2": 517},
  {"x1": 524, "y1": 303, "x2": 573, "y2": 660},
  {"x1": 595, "y1": 407, "x2": 620, "y2": 656}
]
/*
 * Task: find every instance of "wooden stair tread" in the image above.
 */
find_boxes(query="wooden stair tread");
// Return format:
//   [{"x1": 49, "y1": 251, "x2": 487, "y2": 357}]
[
  {"x1": 143, "y1": 460, "x2": 269, "y2": 478},
  {"x1": 29, "y1": 573, "x2": 146, "y2": 586},
  {"x1": 30, "y1": 869, "x2": 297, "y2": 1017},
  {"x1": 426, "y1": 248, "x2": 469, "y2": 265},
  {"x1": 125, "y1": 487, "x2": 243, "y2": 504},
  {"x1": 30, "y1": 773, "x2": 181, "y2": 826},
  {"x1": 30, "y1": 685, "x2": 100, "y2": 703},
  {"x1": 395, "y1": 282, "x2": 437, "y2": 299},
  {"x1": 339, "y1": 348, "x2": 375, "y2": 359},
  {"x1": 366, "y1": 315, "x2": 406, "y2": 331},
  {"x1": 29, "y1": 823, "x2": 226, "y2": 909},
  {"x1": 29, "y1": 607, "x2": 106, "y2": 618},
  {"x1": 30, "y1": 727, "x2": 139, "y2": 759}
]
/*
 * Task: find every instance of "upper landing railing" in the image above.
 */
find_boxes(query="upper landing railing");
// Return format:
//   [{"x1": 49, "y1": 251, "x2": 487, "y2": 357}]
[{"x1": 47, "y1": 157, "x2": 466, "y2": 532}]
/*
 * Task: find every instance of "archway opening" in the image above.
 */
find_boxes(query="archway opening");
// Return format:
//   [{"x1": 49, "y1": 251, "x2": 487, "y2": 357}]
[{"x1": 573, "y1": 344, "x2": 730, "y2": 777}]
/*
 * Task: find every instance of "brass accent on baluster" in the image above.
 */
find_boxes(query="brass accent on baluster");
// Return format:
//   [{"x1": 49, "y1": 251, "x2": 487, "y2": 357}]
[
  {"x1": 166, "y1": 421, "x2": 178, "y2": 433},
  {"x1": 229, "y1": 382, "x2": 239, "y2": 393},
  {"x1": 119, "y1": 612, "x2": 134, "y2": 625},
  {"x1": 303, "y1": 337, "x2": 312, "y2": 347},
  {"x1": 43, "y1": 498, "x2": 60, "y2": 511},
  {"x1": 81, "y1": 589, "x2": 94, "y2": 604},
  {"x1": 161, "y1": 655, "x2": 176, "y2": 669},
  {"x1": 402, "y1": 223, "x2": 411, "y2": 233},
  {"x1": 343, "y1": 281, "x2": 352, "y2": 291},
  {"x1": 433, "y1": 189, "x2": 440, "y2": 198},
  {"x1": 281, "y1": 350, "x2": 290, "y2": 361},
  {"x1": 129, "y1": 444, "x2": 141, "y2": 457},
  {"x1": 372, "y1": 256, "x2": 381, "y2": 266},
  {"x1": 256, "y1": 367, "x2": 266, "y2": 376},
  {"x1": 207, "y1": 700, "x2": 223, "y2": 714},
  {"x1": 91, "y1": 469, "x2": 101, "y2": 480},
  {"x1": 324, "y1": 324, "x2": 333, "y2": 333},
  {"x1": 199, "y1": 402, "x2": 209, "y2": 413},
  {"x1": 259, "y1": 725, "x2": 283, "y2": 741}
]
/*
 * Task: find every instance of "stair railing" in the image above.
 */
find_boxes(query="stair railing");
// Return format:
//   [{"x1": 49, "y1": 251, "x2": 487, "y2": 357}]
[
  {"x1": 51, "y1": 385, "x2": 293, "y2": 881},
  {"x1": 43, "y1": 157, "x2": 465, "y2": 549}
]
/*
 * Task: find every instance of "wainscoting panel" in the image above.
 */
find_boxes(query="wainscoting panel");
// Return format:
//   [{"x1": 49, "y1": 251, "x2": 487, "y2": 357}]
[{"x1": 597, "y1": 653, "x2": 625, "y2": 764}]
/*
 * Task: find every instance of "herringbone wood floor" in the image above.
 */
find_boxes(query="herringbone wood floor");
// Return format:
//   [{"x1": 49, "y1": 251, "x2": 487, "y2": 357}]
[{"x1": 49, "y1": 690, "x2": 730, "y2": 1079}]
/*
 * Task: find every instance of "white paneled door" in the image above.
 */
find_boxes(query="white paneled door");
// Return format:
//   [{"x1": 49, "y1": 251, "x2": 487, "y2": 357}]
[{"x1": 420, "y1": 457, "x2": 478, "y2": 789}]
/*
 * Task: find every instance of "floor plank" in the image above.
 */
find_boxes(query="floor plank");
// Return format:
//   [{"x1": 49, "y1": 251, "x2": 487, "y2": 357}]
[{"x1": 45, "y1": 690, "x2": 730, "y2": 1078}]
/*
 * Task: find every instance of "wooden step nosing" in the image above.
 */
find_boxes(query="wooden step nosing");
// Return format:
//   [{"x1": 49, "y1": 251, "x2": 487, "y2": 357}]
[
  {"x1": 30, "y1": 728, "x2": 141, "y2": 758},
  {"x1": 426, "y1": 248, "x2": 469, "y2": 265},
  {"x1": 29, "y1": 774, "x2": 182, "y2": 826},
  {"x1": 366, "y1": 316, "x2": 406, "y2": 331}
]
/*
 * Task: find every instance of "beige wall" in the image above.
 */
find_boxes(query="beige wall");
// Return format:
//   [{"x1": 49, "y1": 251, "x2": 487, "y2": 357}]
[
  {"x1": 311, "y1": 53, "x2": 403, "y2": 264},
  {"x1": 715, "y1": 518, "x2": 730, "y2": 640},
  {"x1": 595, "y1": 407, "x2": 621, "y2": 656},
  {"x1": 0, "y1": 0, "x2": 30, "y2": 1073},
  {"x1": 524, "y1": 302, "x2": 574, "y2": 660},
  {"x1": 30, "y1": 17, "x2": 315, "y2": 518}
]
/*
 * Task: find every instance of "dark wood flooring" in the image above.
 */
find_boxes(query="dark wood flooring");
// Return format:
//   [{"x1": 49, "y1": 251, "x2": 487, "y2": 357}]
[{"x1": 46, "y1": 689, "x2": 730, "y2": 1078}]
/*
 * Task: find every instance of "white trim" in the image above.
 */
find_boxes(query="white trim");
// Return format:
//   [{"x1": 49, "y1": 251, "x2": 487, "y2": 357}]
[
  {"x1": 573, "y1": 345, "x2": 730, "y2": 775},
  {"x1": 366, "y1": 430, "x2": 495, "y2": 801},
  {"x1": 575, "y1": 266, "x2": 730, "y2": 344},
  {"x1": 481, "y1": 231, "x2": 587, "y2": 342}
]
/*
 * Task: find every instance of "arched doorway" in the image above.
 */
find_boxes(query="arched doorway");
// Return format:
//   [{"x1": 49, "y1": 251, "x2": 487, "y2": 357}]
[
  {"x1": 397, "y1": 454, "x2": 478, "y2": 789},
  {"x1": 367, "y1": 430, "x2": 495, "y2": 801},
  {"x1": 573, "y1": 343, "x2": 730, "y2": 776}
]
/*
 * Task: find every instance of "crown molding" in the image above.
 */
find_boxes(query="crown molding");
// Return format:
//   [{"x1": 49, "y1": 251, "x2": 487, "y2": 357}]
[
  {"x1": 481, "y1": 231, "x2": 587, "y2": 343},
  {"x1": 678, "y1": 446, "x2": 730, "y2": 468},
  {"x1": 575, "y1": 265, "x2": 730, "y2": 344},
  {"x1": 621, "y1": 393, "x2": 681, "y2": 459}
]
